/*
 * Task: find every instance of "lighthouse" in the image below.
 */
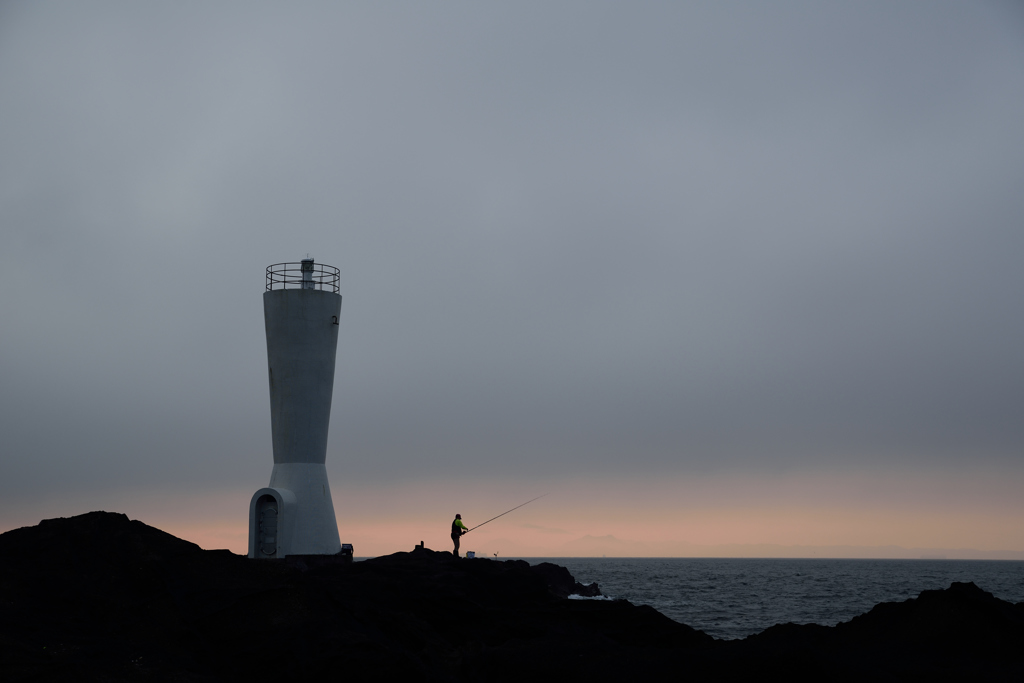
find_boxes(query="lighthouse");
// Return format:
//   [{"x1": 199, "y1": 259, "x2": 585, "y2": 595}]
[{"x1": 248, "y1": 259, "x2": 343, "y2": 558}]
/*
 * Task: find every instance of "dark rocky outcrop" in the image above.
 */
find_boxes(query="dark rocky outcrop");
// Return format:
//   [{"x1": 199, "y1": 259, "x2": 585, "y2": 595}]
[
  {"x1": 1, "y1": 512, "x2": 1022, "y2": 681},
  {"x1": 526, "y1": 560, "x2": 601, "y2": 598},
  {"x1": 735, "y1": 581, "x2": 1024, "y2": 680}
]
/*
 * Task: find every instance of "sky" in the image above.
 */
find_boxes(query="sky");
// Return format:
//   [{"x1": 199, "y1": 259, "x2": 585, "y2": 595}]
[{"x1": 1, "y1": 1, "x2": 1023, "y2": 558}]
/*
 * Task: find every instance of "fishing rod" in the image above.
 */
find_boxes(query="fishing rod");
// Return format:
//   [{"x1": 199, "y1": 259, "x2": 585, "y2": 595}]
[{"x1": 465, "y1": 494, "x2": 549, "y2": 534}]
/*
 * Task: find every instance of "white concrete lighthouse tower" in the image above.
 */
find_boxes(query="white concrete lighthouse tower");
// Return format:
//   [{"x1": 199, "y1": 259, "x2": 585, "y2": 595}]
[{"x1": 248, "y1": 259, "x2": 343, "y2": 558}]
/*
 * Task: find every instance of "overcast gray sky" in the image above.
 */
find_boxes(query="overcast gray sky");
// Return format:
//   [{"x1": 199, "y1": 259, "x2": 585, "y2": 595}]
[{"x1": 1, "y1": 2, "x2": 1023, "y2": 553}]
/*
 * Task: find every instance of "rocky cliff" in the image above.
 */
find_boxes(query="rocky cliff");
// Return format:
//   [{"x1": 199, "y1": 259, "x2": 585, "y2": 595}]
[{"x1": 2, "y1": 512, "x2": 1022, "y2": 681}]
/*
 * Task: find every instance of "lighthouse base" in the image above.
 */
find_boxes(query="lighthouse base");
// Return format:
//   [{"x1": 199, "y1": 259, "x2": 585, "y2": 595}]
[{"x1": 247, "y1": 463, "x2": 341, "y2": 558}]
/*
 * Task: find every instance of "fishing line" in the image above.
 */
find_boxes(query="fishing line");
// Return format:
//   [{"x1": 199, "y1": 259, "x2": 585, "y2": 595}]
[{"x1": 465, "y1": 494, "x2": 549, "y2": 534}]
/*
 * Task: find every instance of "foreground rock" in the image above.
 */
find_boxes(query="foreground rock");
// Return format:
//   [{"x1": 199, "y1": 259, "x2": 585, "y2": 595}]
[{"x1": 1, "y1": 512, "x2": 1022, "y2": 681}]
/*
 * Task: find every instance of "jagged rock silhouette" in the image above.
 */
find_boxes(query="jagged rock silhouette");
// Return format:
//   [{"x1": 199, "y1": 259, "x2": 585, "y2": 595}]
[{"x1": 2, "y1": 512, "x2": 1022, "y2": 681}]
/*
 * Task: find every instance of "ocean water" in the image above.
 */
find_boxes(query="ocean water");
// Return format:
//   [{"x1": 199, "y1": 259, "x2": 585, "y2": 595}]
[{"x1": 525, "y1": 558, "x2": 1024, "y2": 640}]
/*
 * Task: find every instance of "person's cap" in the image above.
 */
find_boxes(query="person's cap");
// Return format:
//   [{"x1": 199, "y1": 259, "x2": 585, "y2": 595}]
[{"x1": 455, "y1": 514, "x2": 461, "y2": 518}]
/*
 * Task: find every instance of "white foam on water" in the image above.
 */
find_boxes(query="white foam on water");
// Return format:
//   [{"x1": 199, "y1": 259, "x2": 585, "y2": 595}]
[{"x1": 568, "y1": 594, "x2": 613, "y2": 600}]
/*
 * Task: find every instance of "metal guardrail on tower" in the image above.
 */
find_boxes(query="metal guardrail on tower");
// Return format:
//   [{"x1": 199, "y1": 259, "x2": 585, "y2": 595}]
[{"x1": 266, "y1": 260, "x2": 340, "y2": 293}]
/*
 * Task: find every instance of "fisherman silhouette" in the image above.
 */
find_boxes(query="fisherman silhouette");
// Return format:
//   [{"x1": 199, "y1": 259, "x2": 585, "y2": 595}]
[{"x1": 451, "y1": 514, "x2": 468, "y2": 557}]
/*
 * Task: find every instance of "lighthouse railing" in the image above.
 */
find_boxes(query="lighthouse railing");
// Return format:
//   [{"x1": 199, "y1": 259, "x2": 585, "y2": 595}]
[{"x1": 266, "y1": 263, "x2": 341, "y2": 293}]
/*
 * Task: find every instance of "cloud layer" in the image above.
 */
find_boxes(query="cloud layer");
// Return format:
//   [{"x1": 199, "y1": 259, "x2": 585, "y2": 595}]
[{"x1": 1, "y1": 2, "x2": 1022, "y2": 552}]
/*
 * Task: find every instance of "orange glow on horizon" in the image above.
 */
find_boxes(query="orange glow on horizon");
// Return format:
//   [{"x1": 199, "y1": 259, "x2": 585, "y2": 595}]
[{"x1": 2, "y1": 469, "x2": 1022, "y2": 559}]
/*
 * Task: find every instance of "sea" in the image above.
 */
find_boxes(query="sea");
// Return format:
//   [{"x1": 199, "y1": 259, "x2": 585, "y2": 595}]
[{"x1": 519, "y1": 557, "x2": 1024, "y2": 640}]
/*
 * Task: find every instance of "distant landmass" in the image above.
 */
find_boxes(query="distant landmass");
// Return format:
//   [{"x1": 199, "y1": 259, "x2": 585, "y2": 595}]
[{"x1": 552, "y1": 534, "x2": 1024, "y2": 560}]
